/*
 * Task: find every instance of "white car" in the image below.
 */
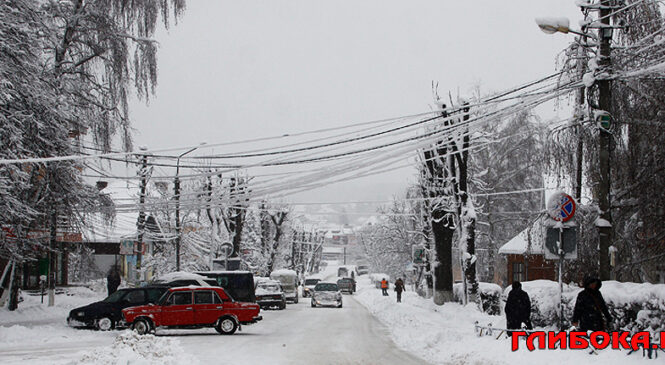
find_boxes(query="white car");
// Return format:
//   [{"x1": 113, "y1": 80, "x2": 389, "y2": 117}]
[{"x1": 310, "y1": 282, "x2": 343, "y2": 308}]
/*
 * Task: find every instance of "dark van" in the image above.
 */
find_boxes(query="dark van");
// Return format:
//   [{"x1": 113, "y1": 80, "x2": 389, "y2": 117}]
[{"x1": 195, "y1": 271, "x2": 256, "y2": 303}]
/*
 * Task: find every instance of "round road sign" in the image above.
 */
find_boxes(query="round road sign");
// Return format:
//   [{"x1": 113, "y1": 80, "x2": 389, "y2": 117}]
[{"x1": 547, "y1": 192, "x2": 577, "y2": 222}]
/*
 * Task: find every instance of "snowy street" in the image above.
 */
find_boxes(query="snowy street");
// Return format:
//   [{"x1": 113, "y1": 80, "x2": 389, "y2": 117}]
[{"x1": 0, "y1": 286, "x2": 426, "y2": 365}]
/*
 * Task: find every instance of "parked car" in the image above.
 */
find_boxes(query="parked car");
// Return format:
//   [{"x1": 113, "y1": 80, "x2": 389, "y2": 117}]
[
  {"x1": 310, "y1": 282, "x2": 343, "y2": 308},
  {"x1": 254, "y1": 279, "x2": 286, "y2": 310},
  {"x1": 196, "y1": 271, "x2": 256, "y2": 303},
  {"x1": 122, "y1": 286, "x2": 262, "y2": 335},
  {"x1": 151, "y1": 271, "x2": 216, "y2": 287},
  {"x1": 270, "y1": 269, "x2": 299, "y2": 303},
  {"x1": 336, "y1": 277, "x2": 356, "y2": 294},
  {"x1": 357, "y1": 265, "x2": 369, "y2": 275},
  {"x1": 67, "y1": 286, "x2": 169, "y2": 331},
  {"x1": 302, "y1": 277, "x2": 321, "y2": 298}
]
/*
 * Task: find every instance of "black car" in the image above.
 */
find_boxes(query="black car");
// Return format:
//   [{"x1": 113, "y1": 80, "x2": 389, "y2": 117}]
[{"x1": 67, "y1": 286, "x2": 168, "y2": 331}]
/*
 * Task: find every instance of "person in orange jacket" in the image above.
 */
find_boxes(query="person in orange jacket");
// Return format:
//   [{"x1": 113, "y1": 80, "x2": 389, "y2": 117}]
[{"x1": 380, "y1": 278, "x2": 389, "y2": 296}]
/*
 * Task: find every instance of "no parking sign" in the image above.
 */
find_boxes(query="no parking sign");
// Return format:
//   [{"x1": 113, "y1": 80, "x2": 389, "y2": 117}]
[{"x1": 547, "y1": 192, "x2": 577, "y2": 222}]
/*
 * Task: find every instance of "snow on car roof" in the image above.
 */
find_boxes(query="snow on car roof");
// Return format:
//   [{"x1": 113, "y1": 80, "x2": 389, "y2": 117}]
[
  {"x1": 196, "y1": 270, "x2": 253, "y2": 274},
  {"x1": 170, "y1": 286, "x2": 223, "y2": 291},
  {"x1": 153, "y1": 271, "x2": 210, "y2": 282}
]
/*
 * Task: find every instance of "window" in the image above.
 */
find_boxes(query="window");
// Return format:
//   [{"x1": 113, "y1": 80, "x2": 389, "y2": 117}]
[
  {"x1": 147, "y1": 288, "x2": 167, "y2": 303},
  {"x1": 194, "y1": 291, "x2": 214, "y2": 304},
  {"x1": 171, "y1": 292, "x2": 192, "y2": 305},
  {"x1": 125, "y1": 290, "x2": 146, "y2": 304},
  {"x1": 512, "y1": 262, "x2": 525, "y2": 282},
  {"x1": 213, "y1": 292, "x2": 223, "y2": 304}
]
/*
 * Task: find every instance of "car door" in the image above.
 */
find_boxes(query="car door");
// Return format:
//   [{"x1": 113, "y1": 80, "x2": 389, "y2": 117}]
[
  {"x1": 161, "y1": 291, "x2": 194, "y2": 326},
  {"x1": 193, "y1": 290, "x2": 223, "y2": 325}
]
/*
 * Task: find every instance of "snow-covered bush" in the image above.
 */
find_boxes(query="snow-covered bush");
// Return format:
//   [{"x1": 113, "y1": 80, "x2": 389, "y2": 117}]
[
  {"x1": 503, "y1": 280, "x2": 665, "y2": 331},
  {"x1": 453, "y1": 282, "x2": 502, "y2": 315}
]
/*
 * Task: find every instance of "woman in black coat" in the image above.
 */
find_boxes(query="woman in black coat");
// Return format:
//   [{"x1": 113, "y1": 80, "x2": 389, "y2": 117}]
[{"x1": 572, "y1": 276, "x2": 612, "y2": 331}]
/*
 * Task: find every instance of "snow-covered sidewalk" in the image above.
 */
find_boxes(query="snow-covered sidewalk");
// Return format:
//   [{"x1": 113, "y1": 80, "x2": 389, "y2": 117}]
[{"x1": 354, "y1": 277, "x2": 655, "y2": 365}]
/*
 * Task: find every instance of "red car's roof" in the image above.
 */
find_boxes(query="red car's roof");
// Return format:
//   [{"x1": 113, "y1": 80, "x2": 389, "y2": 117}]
[{"x1": 169, "y1": 286, "x2": 224, "y2": 292}]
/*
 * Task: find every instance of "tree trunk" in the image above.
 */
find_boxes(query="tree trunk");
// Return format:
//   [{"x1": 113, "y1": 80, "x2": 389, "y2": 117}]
[{"x1": 431, "y1": 210, "x2": 455, "y2": 304}]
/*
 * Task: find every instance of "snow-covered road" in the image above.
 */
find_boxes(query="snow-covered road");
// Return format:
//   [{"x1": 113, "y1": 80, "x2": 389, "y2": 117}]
[{"x1": 0, "y1": 294, "x2": 427, "y2": 365}]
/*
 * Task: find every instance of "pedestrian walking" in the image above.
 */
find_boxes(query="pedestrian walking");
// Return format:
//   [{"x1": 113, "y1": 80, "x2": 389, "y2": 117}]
[
  {"x1": 380, "y1": 278, "x2": 389, "y2": 296},
  {"x1": 107, "y1": 266, "x2": 121, "y2": 296},
  {"x1": 394, "y1": 278, "x2": 405, "y2": 303},
  {"x1": 572, "y1": 276, "x2": 613, "y2": 331},
  {"x1": 505, "y1": 281, "x2": 532, "y2": 333}
]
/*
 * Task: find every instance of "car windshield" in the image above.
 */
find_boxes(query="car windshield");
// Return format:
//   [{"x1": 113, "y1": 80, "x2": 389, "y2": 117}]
[
  {"x1": 304, "y1": 279, "x2": 320, "y2": 285},
  {"x1": 339, "y1": 278, "x2": 353, "y2": 283},
  {"x1": 314, "y1": 283, "x2": 338, "y2": 291},
  {"x1": 258, "y1": 284, "x2": 280, "y2": 292},
  {"x1": 103, "y1": 289, "x2": 127, "y2": 303}
]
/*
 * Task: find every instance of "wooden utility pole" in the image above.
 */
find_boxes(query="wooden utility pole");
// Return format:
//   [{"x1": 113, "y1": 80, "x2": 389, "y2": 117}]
[{"x1": 597, "y1": 1, "x2": 613, "y2": 280}]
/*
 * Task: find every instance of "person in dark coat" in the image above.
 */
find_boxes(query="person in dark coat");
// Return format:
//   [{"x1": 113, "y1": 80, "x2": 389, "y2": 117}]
[
  {"x1": 394, "y1": 278, "x2": 405, "y2": 303},
  {"x1": 106, "y1": 266, "x2": 121, "y2": 296},
  {"x1": 505, "y1": 281, "x2": 532, "y2": 332},
  {"x1": 572, "y1": 276, "x2": 612, "y2": 331}
]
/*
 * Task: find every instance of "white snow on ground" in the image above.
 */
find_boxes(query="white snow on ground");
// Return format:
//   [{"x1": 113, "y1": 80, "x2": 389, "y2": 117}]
[
  {"x1": 75, "y1": 330, "x2": 199, "y2": 365},
  {"x1": 354, "y1": 276, "x2": 656, "y2": 365},
  {"x1": 0, "y1": 283, "x2": 105, "y2": 325}
]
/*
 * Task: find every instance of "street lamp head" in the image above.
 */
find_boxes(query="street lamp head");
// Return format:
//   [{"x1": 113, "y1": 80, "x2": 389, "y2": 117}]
[{"x1": 535, "y1": 17, "x2": 571, "y2": 35}]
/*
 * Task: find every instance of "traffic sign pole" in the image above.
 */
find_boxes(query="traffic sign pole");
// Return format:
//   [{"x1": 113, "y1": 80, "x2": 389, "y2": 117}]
[{"x1": 558, "y1": 227, "x2": 564, "y2": 330}]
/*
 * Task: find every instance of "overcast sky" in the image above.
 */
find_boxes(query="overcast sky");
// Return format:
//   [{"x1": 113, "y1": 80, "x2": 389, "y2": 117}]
[{"x1": 128, "y1": 1, "x2": 582, "y2": 206}]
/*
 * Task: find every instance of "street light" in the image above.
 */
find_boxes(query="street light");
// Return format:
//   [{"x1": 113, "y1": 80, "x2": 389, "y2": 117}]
[
  {"x1": 535, "y1": 17, "x2": 596, "y2": 39},
  {"x1": 175, "y1": 142, "x2": 206, "y2": 271}
]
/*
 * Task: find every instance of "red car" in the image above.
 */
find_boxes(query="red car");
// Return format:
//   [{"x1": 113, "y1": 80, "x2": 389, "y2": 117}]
[{"x1": 122, "y1": 286, "x2": 262, "y2": 335}]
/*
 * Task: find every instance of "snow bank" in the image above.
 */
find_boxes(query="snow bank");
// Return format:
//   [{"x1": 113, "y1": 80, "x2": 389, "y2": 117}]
[
  {"x1": 502, "y1": 280, "x2": 665, "y2": 331},
  {"x1": 355, "y1": 277, "x2": 655, "y2": 365},
  {"x1": 0, "y1": 285, "x2": 105, "y2": 325},
  {"x1": 453, "y1": 282, "x2": 503, "y2": 315},
  {"x1": 75, "y1": 330, "x2": 199, "y2": 365}
]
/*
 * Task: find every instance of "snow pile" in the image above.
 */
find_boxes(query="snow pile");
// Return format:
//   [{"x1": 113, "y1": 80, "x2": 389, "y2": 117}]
[
  {"x1": 355, "y1": 277, "x2": 654, "y2": 365},
  {"x1": 453, "y1": 282, "x2": 503, "y2": 315},
  {"x1": 75, "y1": 330, "x2": 199, "y2": 365},
  {"x1": 502, "y1": 280, "x2": 665, "y2": 331},
  {"x1": 0, "y1": 285, "x2": 105, "y2": 325}
]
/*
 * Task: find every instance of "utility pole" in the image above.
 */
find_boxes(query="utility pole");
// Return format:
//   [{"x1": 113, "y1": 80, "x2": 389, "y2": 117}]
[
  {"x1": 597, "y1": 1, "x2": 613, "y2": 281},
  {"x1": 174, "y1": 146, "x2": 200, "y2": 271},
  {"x1": 48, "y1": 193, "x2": 57, "y2": 307},
  {"x1": 136, "y1": 152, "x2": 148, "y2": 282},
  {"x1": 174, "y1": 172, "x2": 181, "y2": 271},
  {"x1": 574, "y1": 36, "x2": 586, "y2": 202}
]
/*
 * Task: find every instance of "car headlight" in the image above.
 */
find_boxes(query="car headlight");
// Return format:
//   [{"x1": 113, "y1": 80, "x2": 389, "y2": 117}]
[{"x1": 77, "y1": 311, "x2": 85, "y2": 316}]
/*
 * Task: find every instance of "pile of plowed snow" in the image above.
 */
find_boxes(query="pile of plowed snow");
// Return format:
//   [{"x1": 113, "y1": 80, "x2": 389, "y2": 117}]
[{"x1": 75, "y1": 330, "x2": 199, "y2": 365}]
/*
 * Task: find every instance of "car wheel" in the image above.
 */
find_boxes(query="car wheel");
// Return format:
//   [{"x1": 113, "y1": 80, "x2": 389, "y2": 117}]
[
  {"x1": 311, "y1": 301, "x2": 316, "y2": 308},
  {"x1": 279, "y1": 301, "x2": 286, "y2": 310},
  {"x1": 96, "y1": 316, "x2": 114, "y2": 331},
  {"x1": 216, "y1": 317, "x2": 238, "y2": 335},
  {"x1": 294, "y1": 295, "x2": 299, "y2": 304},
  {"x1": 337, "y1": 302, "x2": 343, "y2": 308},
  {"x1": 133, "y1": 319, "x2": 151, "y2": 335}
]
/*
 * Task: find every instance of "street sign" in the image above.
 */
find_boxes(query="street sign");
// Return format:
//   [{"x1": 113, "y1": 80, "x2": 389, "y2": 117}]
[
  {"x1": 547, "y1": 192, "x2": 577, "y2": 222},
  {"x1": 412, "y1": 245, "x2": 427, "y2": 265},
  {"x1": 544, "y1": 227, "x2": 577, "y2": 260}
]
